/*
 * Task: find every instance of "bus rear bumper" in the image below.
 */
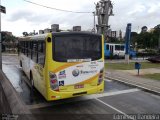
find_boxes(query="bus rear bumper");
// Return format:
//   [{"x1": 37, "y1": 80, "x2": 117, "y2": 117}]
[{"x1": 46, "y1": 81, "x2": 104, "y2": 101}]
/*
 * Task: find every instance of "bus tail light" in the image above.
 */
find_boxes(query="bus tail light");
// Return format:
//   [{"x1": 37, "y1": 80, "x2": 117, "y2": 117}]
[
  {"x1": 97, "y1": 69, "x2": 104, "y2": 85},
  {"x1": 49, "y1": 72, "x2": 59, "y2": 91}
]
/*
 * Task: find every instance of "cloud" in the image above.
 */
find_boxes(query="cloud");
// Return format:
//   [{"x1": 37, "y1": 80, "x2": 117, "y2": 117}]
[
  {"x1": 110, "y1": 0, "x2": 160, "y2": 33},
  {"x1": 2, "y1": 0, "x2": 160, "y2": 36}
]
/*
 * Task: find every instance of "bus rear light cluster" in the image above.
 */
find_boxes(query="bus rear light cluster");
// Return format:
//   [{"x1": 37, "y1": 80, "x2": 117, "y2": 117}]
[
  {"x1": 49, "y1": 72, "x2": 59, "y2": 91},
  {"x1": 97, "y1": 69, "x2": 104, "y2": 85}
]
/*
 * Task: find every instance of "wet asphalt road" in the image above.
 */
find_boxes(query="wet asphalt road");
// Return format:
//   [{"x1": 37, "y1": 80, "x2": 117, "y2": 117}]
[{"x1": 2, "y1": 55, "x2": 160, "y2": 120}]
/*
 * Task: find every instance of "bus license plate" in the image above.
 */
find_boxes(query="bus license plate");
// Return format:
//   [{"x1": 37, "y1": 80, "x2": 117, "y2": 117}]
[{"x1": 74, "y1": 84, "x2": 84, "y2": 89}]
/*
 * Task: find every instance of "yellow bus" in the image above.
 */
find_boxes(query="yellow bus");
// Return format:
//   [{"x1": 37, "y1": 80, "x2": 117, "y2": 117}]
[{"x1": 19, "y1": 32, "x2": 104, "y2": 101}]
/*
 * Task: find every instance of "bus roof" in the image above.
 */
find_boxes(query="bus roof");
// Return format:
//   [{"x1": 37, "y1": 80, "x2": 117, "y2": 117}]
[
  {"x1": 105, "y1": 43, "x2": 125, "y2": 46},
  {"x1": 19, "y1": 34, "x2": 48, "y2": 41},
  {"x1": 19, "y1": 32, "x2": 101, "y2": 41}
]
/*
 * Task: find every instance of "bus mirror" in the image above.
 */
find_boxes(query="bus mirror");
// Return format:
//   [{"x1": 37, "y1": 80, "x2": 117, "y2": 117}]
[{"x1": 47, "y1": 37, "x2": 51, "y2": 42}]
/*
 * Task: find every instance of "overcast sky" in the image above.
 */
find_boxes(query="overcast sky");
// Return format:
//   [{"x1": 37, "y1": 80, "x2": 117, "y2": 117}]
[{"x1": 1, "y1": 0, "x2": 160, "y2": 36}]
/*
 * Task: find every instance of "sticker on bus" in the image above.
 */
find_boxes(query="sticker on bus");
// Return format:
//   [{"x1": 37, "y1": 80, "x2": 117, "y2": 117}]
[
  {"x1": 74, "y1": 84, "x2": 84, "y2": 89},
  {"x1": 67, "y1": 59, "x2": 91, "y2": 62},
  {"x1": 59, "y1": 81, "x2": 64, "y2": 86},
  {"x1": 58, "y1": 70, "x2": 66, "y2": 79}
]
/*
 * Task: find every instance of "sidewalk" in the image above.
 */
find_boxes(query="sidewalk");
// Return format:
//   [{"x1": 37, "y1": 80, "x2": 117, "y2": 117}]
[{"x1": 105, "y1": 69, "x2": 160, "y2": 94}]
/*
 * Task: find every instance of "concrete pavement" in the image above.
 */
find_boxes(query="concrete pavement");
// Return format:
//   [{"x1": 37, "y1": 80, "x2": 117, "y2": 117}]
[{"x1": 105, "y1": 69, "x2": 160, "y2": 94}]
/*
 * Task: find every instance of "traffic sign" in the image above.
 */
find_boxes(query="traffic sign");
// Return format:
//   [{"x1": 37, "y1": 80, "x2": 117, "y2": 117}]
[{"x1": 0, "y1": 5, "x2": 6, "y2": 14}]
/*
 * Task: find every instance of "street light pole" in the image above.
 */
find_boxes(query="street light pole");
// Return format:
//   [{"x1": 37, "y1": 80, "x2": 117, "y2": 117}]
[
  {"x1": 158, "y1": 25, "x2": 160, "y2": 52},
  {"x1": 93, "y1": 12, "x2": 96, "y2": 33},
  {"x1": 0, "y1": 0, "x2": 2, "y2": 70}
]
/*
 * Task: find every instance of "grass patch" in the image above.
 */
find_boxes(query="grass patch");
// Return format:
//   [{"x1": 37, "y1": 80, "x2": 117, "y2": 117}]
[
  {"x1": 142, "y1": 73, "x2": 160, "y2": 81},
  {"x1": 105, "y1": 62, "x2": 160, "y2": 70}
]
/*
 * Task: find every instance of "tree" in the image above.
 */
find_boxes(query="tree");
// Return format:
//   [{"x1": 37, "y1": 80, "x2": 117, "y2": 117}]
[
  {"x1": 22, "y1": 32, "x2": 29, "y2": 36},
  {"x1": 130, "y1": 32, "x2": 138, "y2": 47}
]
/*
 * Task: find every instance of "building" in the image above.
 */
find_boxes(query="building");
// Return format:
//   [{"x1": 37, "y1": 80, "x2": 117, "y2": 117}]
[
  {"x1": 51, "y1": 24, "x2": 59, "y2": 32},
  {"x1": 44, "y1": 28, "x2": 52, "y2": 34},
  {"x1": 39, "y1": 30, "x2": 44, "y2": 34},
  {"x1": 73, "y1": 26, "x2": 81, "y2": 31}
]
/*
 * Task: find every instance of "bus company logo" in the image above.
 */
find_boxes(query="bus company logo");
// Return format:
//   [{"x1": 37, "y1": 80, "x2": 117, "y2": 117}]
[
  {"x1": 72, "y1": 69, "x2": 80, "y2": 77},
  {"x1": 80, "y1": 70, "x2": 97, "y2": 74},
  {"x1": 72, "y1": 69, "x2": 97, "y2": 77},
  {"x1": 58, "y1": 70, "x2": 66, "y2": 79}
]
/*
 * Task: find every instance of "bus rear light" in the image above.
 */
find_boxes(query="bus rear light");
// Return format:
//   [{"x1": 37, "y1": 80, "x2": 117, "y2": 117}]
[
  {"x1": 51, "y1": 79, "x2": 57, "y2": 84},
  {"x1": 98, "y1": 78, "x2": 103, "y2": 85},
  {"x1": 49, "y1": 72, "x2": 59, "y2": 91},
  {"x1": 99, "y1": 74, "x2": 103, "y2": 78}
]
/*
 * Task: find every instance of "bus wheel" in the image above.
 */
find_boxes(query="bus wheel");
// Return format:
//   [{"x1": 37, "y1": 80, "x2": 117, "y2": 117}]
[
  {"x1": 30, "y1": 72, "x2": 34, "y2": 103},
  {"x1": 20, "y1": 61, "x2": 22, "y2": 67},
  {"x1": 30, "y1": 72, "x2": 34, "y2": 87}
]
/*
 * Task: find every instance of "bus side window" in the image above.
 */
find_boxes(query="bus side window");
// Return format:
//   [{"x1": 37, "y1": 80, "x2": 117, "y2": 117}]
[
  {"x1": 30, "y1": 42, "x2": 33, "y2": 59},
  {"x1": 26, "y1": 42, "x2": 29, "y2": 56},
  {"x1": 19, "y1": 42, "x2": 22, "y2": 53},
  {"x1": 32, "y1": 41, "x2": 38, "y2": 63},
  {"x1": 28, "y1": 41, "x2": 32, "y2": 58},
  {"x1": 22, "y1": 41, "x2": 25, "y2": 54},
  {"x1": 121, "y1": 45, "x2": 125, "y2": 51},
  {"x1": 24, "y1": 42, "x2": 26, "y2": 55},
  {"x1": 38, "y1": 41, "x2": 45, "y2": 66}
]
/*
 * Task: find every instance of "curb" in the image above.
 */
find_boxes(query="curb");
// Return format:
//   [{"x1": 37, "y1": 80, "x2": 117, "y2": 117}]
[{"x1": 105, "y1": 76, "x2": 160, "y2": 96}]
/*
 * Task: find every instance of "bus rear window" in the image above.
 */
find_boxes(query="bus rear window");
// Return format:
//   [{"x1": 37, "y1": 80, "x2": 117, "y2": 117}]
[{"x1": 53, "y1": 34, "x2": 102, "y2": 62}]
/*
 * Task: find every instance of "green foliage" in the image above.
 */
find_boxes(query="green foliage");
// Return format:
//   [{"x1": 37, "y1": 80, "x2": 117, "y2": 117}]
[
  {"x1": 2, "y1": 32, "x2": 17, "y2": 43},
  {"x1": 22, "y1": 32, "x2": 29, "y2": 36},
  {"x1": 130, "y1": 25, "x2": 160, "y2": 50},
  {"x1": 143, "y1": 73, "x2": 160, "y2": 81},
  {"x1": 105, "y1": 62, "x2": 160, "y2": 70}
]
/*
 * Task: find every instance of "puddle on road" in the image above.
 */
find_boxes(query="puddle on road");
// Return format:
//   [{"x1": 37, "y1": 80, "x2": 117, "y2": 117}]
[{"x1": 104, "y1": 80, "x2": 134, "y2": 92}]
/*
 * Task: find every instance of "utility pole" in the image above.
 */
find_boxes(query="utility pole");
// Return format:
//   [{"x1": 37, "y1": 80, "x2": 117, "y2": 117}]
[
  {"x1": 93, "y1": 12, "x2": 96, "y2": 33},
  {"x1": 158, "y1": 25, "x2": 160, "y2": 52},
  {"x1": 159, "y1": 34, "x2": 160, "y2": 52},
  {"x1": 0, "y1": 0, "x2": 6, "y2": 69},
  {"x1": 95, "y1": 0, "x2": 114, "y2": 40}
]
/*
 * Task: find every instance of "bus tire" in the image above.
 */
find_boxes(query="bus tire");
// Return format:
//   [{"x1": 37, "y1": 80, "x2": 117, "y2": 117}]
[
  {"x1": 30, "y1": 71, "x2": 34, "y2": 102},
  {"x1": 20, "y1": 61, "x2": 22, "y2": 67},
  {"x1": 30, "y1": 71, "x2": 34, "y2": 88}
]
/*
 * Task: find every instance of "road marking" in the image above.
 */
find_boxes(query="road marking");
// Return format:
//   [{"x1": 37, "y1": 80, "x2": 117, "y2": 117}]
[
  {"x1": 94, "y1": 88, "x2": 139, "y2": 98},
  {"x1": 95, "y1": 98, "x2": 135, "y2": 120},
  {"x1": 104, "y1": 79, "x2": 112, "y2": 82},
  {"x1": 27, "y1": 88, "x2": 140, "y2": 110}
]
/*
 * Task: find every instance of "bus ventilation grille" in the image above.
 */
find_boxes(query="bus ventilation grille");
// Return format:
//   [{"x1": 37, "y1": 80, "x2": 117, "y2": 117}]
[{"x1": 73, "y1": 92, "x2": 87, "y2": 96}]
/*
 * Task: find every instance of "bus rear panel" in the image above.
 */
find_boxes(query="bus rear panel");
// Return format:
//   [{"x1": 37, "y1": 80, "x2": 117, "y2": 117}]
[{"x1": 46, "y1": 32, "x2": 104, "y2": 100}]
